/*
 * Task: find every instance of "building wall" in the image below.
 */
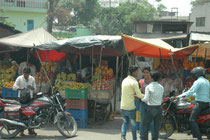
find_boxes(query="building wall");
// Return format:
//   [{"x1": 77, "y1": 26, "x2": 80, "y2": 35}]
[
  {"x1": 3, "y1": 11, "x2": 47, "y2": 32},
  {"x1": 190, "y1": 2, "x2": 210, "y2": 32}
]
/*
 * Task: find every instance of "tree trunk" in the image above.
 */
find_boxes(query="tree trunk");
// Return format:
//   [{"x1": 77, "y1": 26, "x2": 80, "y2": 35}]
[{"x1": 47, "y1": 0, "x2": 54, "y2": 33}]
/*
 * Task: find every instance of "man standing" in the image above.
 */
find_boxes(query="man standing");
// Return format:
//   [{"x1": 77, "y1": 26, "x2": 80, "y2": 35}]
[
  {"x1": 121, "y1": 66, "x2": 144, "y2": 140},
  {"x1": 175, "y1": 67, "x2": 210, "y2": 140},
  {"x1": 139, "y1": 66, "x2": 154, "y2": 139},
  {"x1": 18, "y1": 60, "x2": 36, "y2": 76},
  {"x1": 13, "y1": 68, "x2": 37, "y2": 136},
  {"x1": 141, "y1": 71, "x2": 164, "y2": 140}
]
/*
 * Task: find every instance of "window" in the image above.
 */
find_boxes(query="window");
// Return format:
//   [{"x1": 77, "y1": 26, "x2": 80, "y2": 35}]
[
  {"x1": 5, "y1": 0, "x2": 15, "y2": 2},
  {"x1": 196, "y1": 17, "x2": 205, "y2": 27}
]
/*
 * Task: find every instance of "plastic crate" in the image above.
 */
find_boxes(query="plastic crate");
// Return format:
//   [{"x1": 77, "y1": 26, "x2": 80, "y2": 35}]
[
  {"x1": 2, "y1": 88, "x2": 18, "y2": 99},
  {"x1": 76, "y1": 119, "x2": 88, "y2": 128},
  {"x1": 65, "y1": 99, "x2": 88, "y2": 109},
  {"x1": 65, "y1": 108, "x2": 88, "y2": 120},
  {"x1": 65, "y1": 88, "x2": 88, "y2": 99}
]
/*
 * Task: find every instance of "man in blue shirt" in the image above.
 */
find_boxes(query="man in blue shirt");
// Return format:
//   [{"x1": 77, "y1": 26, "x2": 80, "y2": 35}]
[{"x1": 177, "y1": 67, "x2": 210, "y2": 140}]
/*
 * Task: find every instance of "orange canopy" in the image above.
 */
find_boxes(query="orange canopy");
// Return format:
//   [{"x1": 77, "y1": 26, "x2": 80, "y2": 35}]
[
  {"x1": 122, "y1": 35, "x2": 198, "y2": 59},
  {"x1": 191, "y1": 43, "x2": 210, "y2": 60}
]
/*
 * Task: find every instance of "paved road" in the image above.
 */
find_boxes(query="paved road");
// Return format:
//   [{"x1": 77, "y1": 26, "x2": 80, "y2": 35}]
[
  {"x1": 3, "y1": 128, "x2": 209, "y2": 140},
  {"x1": 1, "y1": 117, "x2": 209, "y2": 140}
]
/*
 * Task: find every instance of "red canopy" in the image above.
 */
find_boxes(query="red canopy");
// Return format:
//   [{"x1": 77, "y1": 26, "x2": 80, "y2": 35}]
[{"x1": 32, "y1": 50, "x2": 66, "y2": 62}]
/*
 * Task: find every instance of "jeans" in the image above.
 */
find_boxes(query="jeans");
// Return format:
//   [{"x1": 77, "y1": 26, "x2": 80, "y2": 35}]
[
  {"x1": 121, "y1": 109, "x2": 137, "y2": 140},
  {"x1": 139, "y1": 102, "x2": 154, "y2": 139},
  {"x1": 189, "y1": 101, "x2": 210, "y2": 139},
  {"x1": 142, "y1": 106, "x2": 162, "y2": 140}
]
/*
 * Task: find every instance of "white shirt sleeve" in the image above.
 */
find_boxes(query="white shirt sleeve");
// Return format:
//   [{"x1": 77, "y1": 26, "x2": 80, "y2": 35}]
[
  {"x1": 13, "y1": 77, "x2": 21, "y2": 90},
  {"x1": 142, "y1": 86, "x2": 150, "y2": 103}
]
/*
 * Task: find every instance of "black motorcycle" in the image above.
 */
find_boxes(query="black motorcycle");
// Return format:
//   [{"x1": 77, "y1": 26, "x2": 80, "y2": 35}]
[{"x1": 159, "y1": 95, "x2": 210, "y2": 139}]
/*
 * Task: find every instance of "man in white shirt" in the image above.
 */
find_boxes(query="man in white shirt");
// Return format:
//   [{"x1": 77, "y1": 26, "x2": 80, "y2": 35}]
[
  {"x1": 141, "y1": 70, "x2": 164, "y2": 140},
  {"x1": 13, "y1": 68, "x2": 37, "y2": 136}
]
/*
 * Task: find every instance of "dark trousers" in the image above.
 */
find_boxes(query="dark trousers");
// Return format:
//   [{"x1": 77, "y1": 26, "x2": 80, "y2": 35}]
[
  {"x1": 142, "y1": 106, "x2": 162, "y2": 140},
  {"x1": 189, "y1": 101, "x2": 210, "y2": 139}
]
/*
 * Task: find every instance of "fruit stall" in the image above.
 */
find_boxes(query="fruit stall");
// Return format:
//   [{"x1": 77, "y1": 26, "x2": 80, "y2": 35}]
[
  {"x1": 33, "y1": 35, "x2": 126, "y2": 124},
  {"x1": 0, "y1": 59, "x2": 18, "y2": 99}
]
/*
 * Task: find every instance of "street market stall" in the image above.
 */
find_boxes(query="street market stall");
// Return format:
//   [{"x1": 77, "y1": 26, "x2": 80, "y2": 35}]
[
  {"x1": 34, "y1": 35, "x2": 126, "y2": 123},
  {"x1": 122, "y1": 34, "x2": 199, "y2": 96},
  {"x1": 0, "y1": 28, "x2": 63, "y2": 97}
]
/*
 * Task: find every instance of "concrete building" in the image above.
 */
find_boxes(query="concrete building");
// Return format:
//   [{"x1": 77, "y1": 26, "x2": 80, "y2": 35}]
[
  {"x1": 190, "y1": 2, "x2": 210, "y2": 33},
  {"x1": 0, "y1": 0, "x2": 48, "y2": 32},
  {"x1": 133, "y1": 19, "x2": 193, "y2": 48}
]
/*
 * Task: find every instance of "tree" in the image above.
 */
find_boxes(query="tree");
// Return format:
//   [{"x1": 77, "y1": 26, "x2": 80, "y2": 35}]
[
  {"x1": 92, "y1": 0, "x2": 162, "y2": 35},
  {"x1": 47, "y1": 0, "x2": 72, "y2": 33},
  {"x1": 58, "y1": 0, "x2": 100, "y2": 26}
]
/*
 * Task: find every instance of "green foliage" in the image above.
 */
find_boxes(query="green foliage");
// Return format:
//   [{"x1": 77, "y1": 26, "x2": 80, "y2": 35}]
[
  {"x1": 59, "y1": 0, "x2": 100, "y2": 26},
  {"x1": 53, "y1": 0, "x2": 165, "y2": 35},
  {"x1": 92, "y1": 0, "x2": 159, "y2": 35}
]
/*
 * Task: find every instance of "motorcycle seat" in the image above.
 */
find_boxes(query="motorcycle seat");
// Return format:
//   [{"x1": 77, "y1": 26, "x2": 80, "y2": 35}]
[
  {"x1": 200, "y1": 108, "x2": 210, "y2": 116},
  {"x1": 0, "y1": 99, "x2": 20, "y2": 105}
]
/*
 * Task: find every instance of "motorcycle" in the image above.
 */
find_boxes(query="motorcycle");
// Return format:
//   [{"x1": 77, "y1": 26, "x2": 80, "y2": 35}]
[
  {"x1": 0, "y1": 88, "x2": 77, "y2": 139},
  {"x1": 159, "y1": 94, "x2": 210, "y2": 139}
]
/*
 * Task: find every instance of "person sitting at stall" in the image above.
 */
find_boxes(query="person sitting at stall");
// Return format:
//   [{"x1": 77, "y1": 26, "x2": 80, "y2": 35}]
[
  {"x1": 80, "y1": 64, "x2": 95, "y2": 82},
  {"x1": 18, "y1": 59, "x2": 36, "y2": 77}
]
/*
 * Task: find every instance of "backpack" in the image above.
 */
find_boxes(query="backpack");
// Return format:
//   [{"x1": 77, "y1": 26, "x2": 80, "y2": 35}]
[{"x1": 19, "y1": 88, "x2": 31, "y2": 104}]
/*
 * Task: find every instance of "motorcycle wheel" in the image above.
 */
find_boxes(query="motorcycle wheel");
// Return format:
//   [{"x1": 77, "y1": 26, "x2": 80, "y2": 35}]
[
  {"x1": 0, "y1": 124, "x2": 20, "y2": 139},
  {"x1": 56, "y1": 113, "x2": 77, "y2": 138},
  {"x1": 159, "y1": 116, "x2": 174, "y2": 139}
]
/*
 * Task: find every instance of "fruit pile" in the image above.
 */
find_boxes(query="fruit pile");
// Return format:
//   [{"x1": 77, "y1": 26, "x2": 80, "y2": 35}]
[
  {"x1": 66, "y1": 82, "x2": 86, "y2": 90},
  {"x1": 3, "y1": 81, "x2": 15, "y2": 88},
  {"x1": 35, "y1": 72, "x2": 48, "y2": 84},
  {"x1": 182, "y1": 59, "x2": 204, "y2": 71},
  {"x1": 91, "y1": 66, "x2": 114, "y2": 82},
  {"x1": 56, "y1": 73, "x2": 76, "y2": 81},
  {"x1": 40, "y1": 61, "x2": 57, "y2": 72},
  {"x1": 0, "y1": 65, "x2": 17, "y2": 88},
  {"x1": 92, "y1": 79, "x2": 110, "y2": 90}
]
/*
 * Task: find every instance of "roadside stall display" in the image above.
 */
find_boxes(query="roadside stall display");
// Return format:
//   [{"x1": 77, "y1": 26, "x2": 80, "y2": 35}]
[
  {"x1": 0, "y1": 60, "x2": 18, "y2": 99},
  {"x1": 122, "y1": 34, "x2": 199, "y2": 96},
  {"x1": 190, "y1": 42, "x2": 210, "y2": 81},
  {"x1": 34, "y1": 35, "x2": 126, "y2": 122},
  {"x1": 0, "y1": 28, "x2": 58, "y2": 96}
]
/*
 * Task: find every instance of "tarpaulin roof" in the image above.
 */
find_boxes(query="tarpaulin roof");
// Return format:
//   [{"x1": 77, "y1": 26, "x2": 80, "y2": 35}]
[
  {"x1": 122, "y1": 35, "x2": 198, "y2": 59},
  {"x1": 34, "y1": 35, "x2": 125, "y2": 56},
  {"x1": 0, "y1": 28, "x2": 57, "y2": 48},
  {"x1": 191, "y1": 42, "x2": 210, "y2": 60},
  {"x1": 190, "y1": 33, "x2": 210, "y2": 42},
  {"x1": 0, "y1": 28, "x2": 67, "y2": 62}
]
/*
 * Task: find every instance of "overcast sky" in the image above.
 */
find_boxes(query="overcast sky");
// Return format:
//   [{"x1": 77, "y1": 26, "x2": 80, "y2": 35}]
[{"x1": 148, "y1": 0, "x2": 192, "y2": 16}]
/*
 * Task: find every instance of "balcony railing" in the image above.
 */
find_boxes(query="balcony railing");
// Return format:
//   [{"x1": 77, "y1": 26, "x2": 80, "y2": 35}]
[{"x1": 0, "y1": 0, "x2": 48, "y2": 9}]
